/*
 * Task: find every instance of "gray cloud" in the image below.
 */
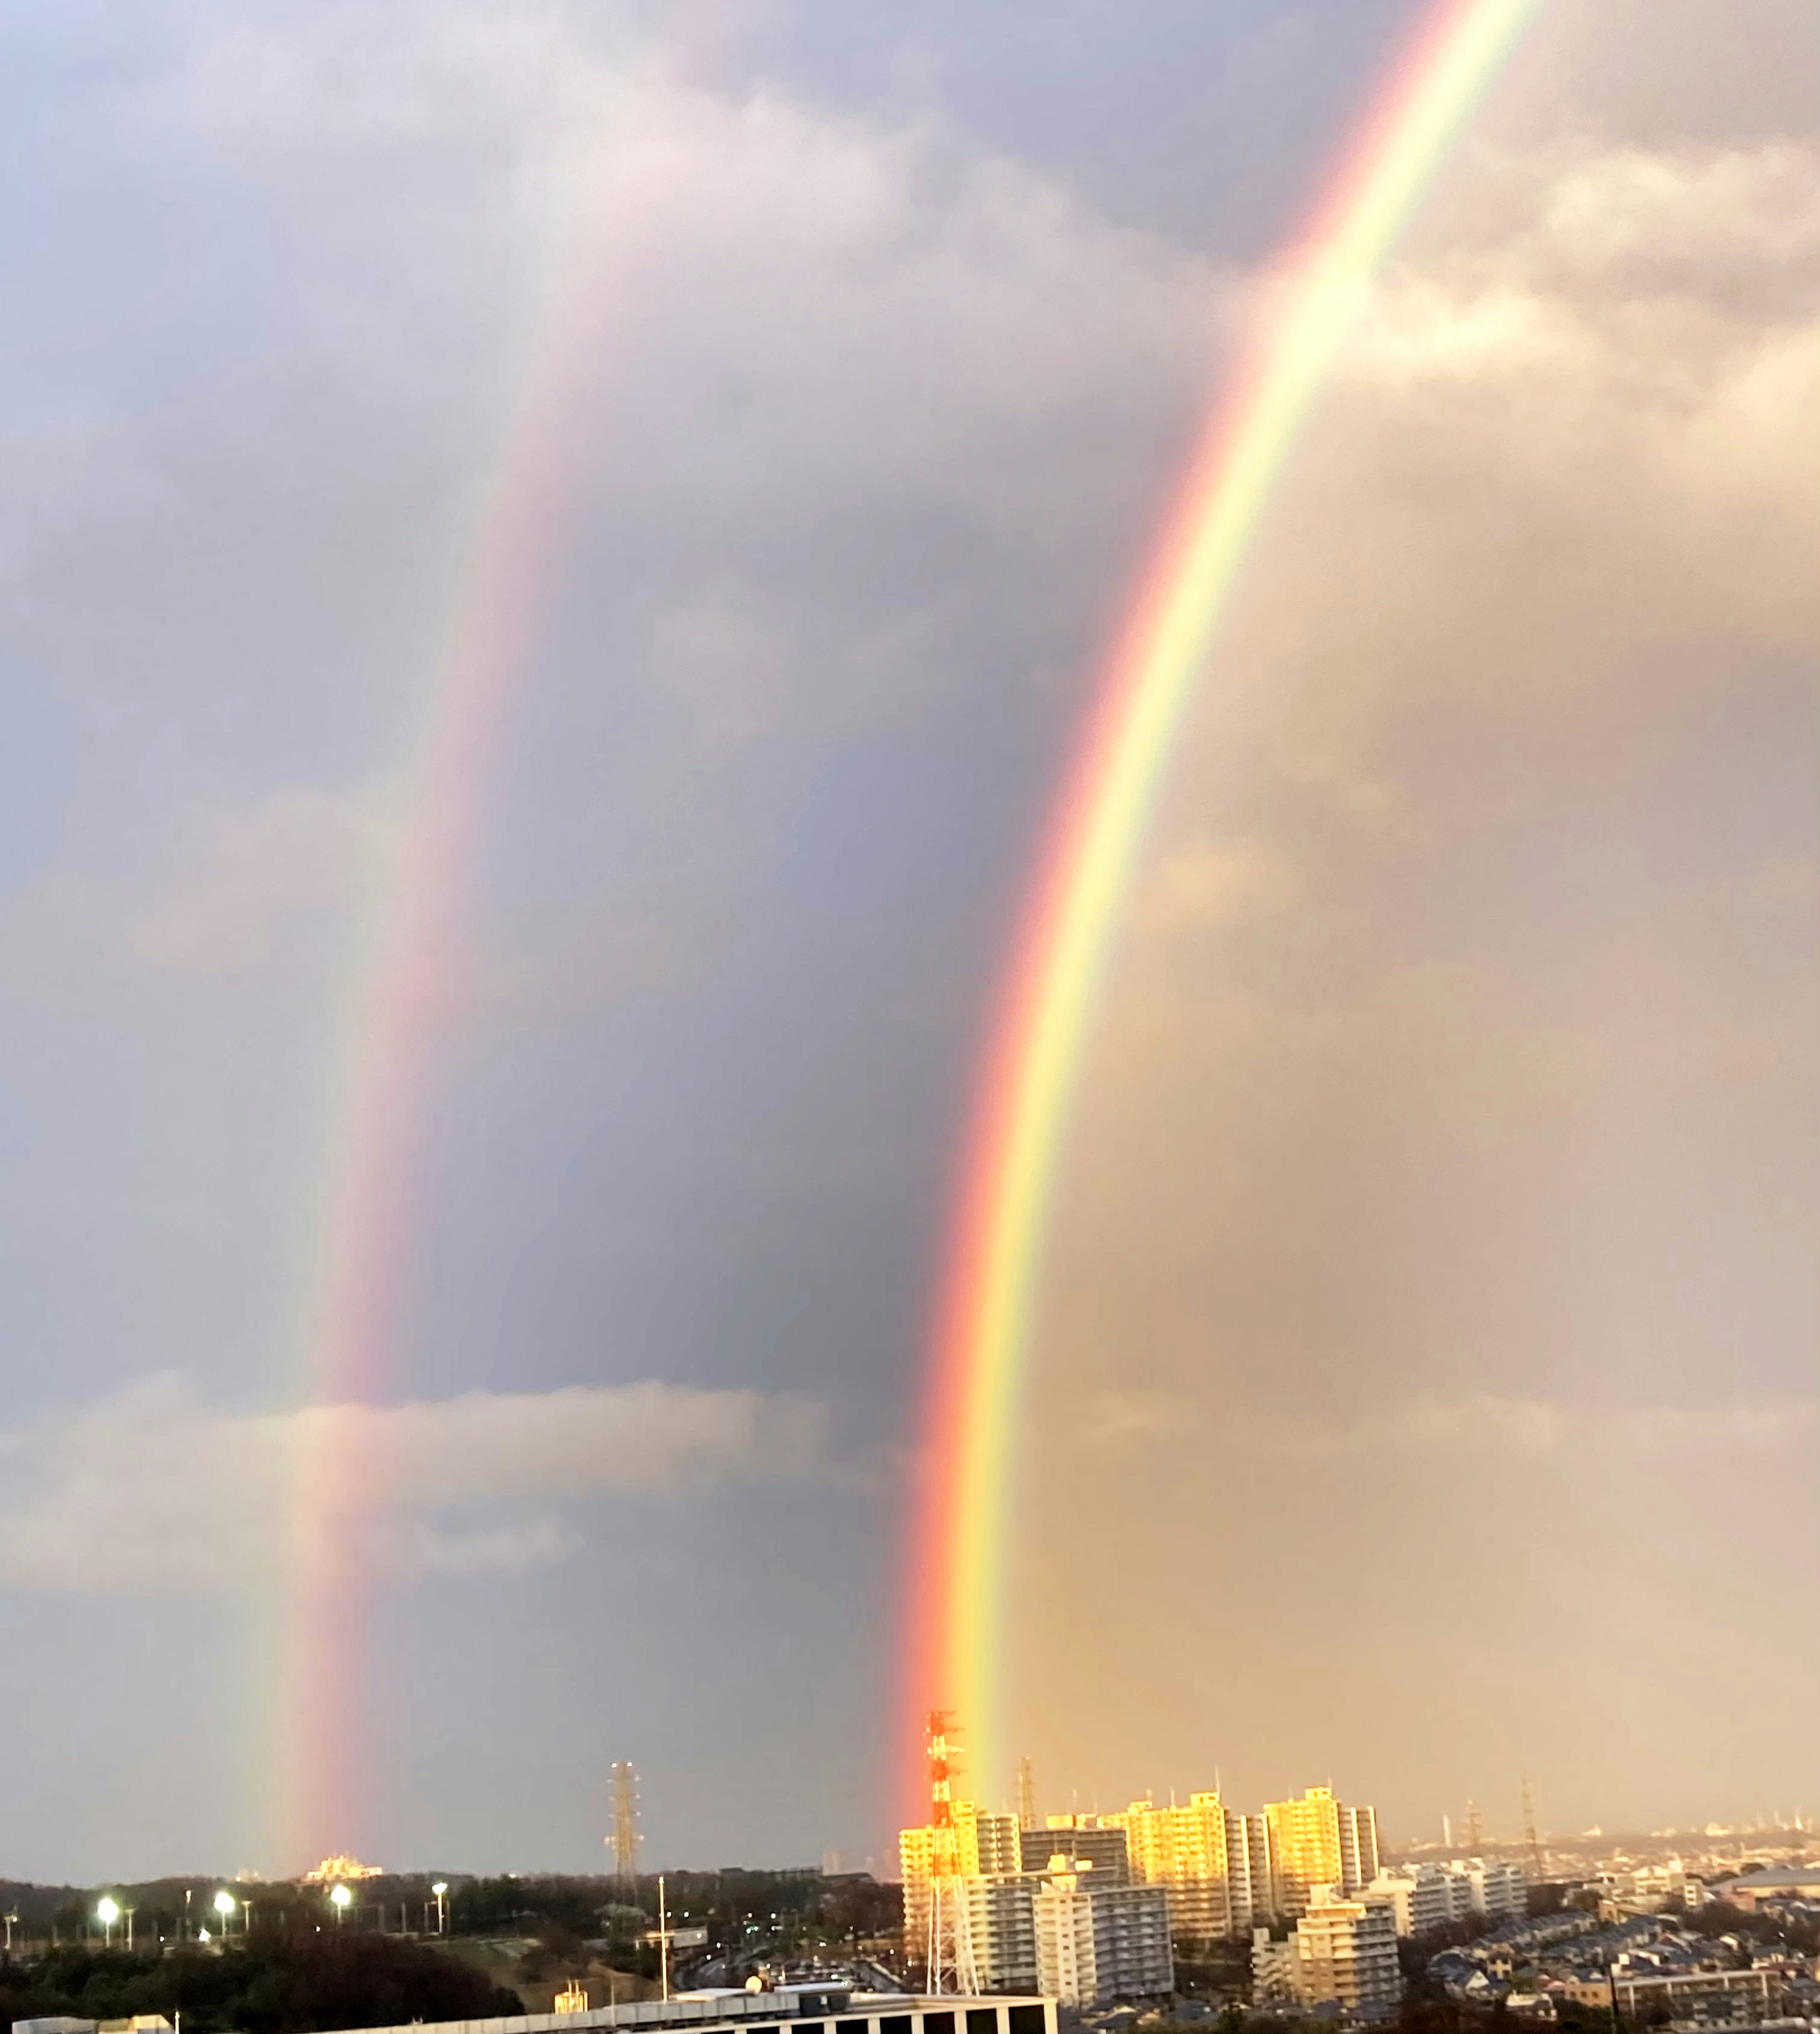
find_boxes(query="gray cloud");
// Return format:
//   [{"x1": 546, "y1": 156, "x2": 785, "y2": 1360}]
[{"x1": 0, "y1": 1375, "x2": 825, "y2": 1593}]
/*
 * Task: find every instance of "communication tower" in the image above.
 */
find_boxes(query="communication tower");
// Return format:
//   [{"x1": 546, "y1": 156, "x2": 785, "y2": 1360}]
[
  {"x1": 1465, "y1": 1800, "x2": 1483, "y2": 1851},
  {"x1": 1016, "y1": 1757, "x2": 1036, "y2": 1830},
  {"x1": 1521, "y1": 1773, "x2": 1545, "y2": 1882},
  {"x1": 610, "y1": 1763, "x2": 641, "y2": 1892},
  {"x1": 924, "y1": 1711, "x2": 980, "y2": 1997}
]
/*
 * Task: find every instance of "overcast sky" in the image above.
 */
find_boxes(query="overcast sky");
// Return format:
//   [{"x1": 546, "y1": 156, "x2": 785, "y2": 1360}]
[{"x1": 0, "y1": 0, "x2": 1814, "y2": 1885}]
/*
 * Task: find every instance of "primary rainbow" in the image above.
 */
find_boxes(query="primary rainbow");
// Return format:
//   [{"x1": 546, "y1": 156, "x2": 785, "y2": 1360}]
[{"x1": 905, "y1": 0, "x2": 1543, "y2": 1809}]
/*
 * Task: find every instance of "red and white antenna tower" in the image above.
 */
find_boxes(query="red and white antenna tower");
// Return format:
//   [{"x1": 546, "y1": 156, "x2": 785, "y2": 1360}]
[{"x1": 925, "y1": 1710, "x2": 980, "y2": 1997}]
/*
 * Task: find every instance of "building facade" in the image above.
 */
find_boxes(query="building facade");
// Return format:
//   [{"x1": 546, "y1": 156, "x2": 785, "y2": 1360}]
[
  {"x1": 1293, "y1": 1889, "x2": 1402, "y2": 2022},
  {"x1": 901, "y1": 1804, "x2": 1023, "y2": 1945},
  {"x1": 1108, "y1": 1795, "x2": 1235, "y2": 1943},
  {"x1": 963, "y1": 1877, "x2": 1040, "y2": 1993},
  {"x1": 1032, "y1": 1872, "x2": 1174, "y2": 2008},
  {"x1": 1019, "y1": 1819, "x2": 1130, "y2": 1885},
  {"x1": 1262, "y1": 1788, "x2": 1380, "y2": 1918}
]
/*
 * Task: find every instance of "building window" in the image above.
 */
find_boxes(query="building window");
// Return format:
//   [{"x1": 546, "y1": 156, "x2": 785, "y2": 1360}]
[
  {"x1": 881, "y1": 2018, "x2": 912, "y2": 2034},
  {"x1": 1008, "y1": 2008, "x2": 1046, "y2": 2034},
  {"x1": 966, "y1": 2011, "x2": 1000, "y2": 2034},
  {"x1": 922, "y1": 2014, "x2": 956, "y2": 2034}
]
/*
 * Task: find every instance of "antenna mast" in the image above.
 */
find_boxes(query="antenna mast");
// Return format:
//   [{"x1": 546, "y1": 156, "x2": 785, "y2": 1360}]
[
  {"x1": 610, "y1": 1763, "x2": 641, "y2": 1894},
  {"x1": 925, "y1": 1711, "x2": 980, "y2": 1997}
]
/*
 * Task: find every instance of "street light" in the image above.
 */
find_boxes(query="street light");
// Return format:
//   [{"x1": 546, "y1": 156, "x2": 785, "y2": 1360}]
[
  {"x1": 329, "y1": 1884, "x2": 352, "y2": 1926},
  {"x1": 4, "y1": 1911, "x2": 17, "y2": 1955},
  {"x1": 96, "y1": 1897, "x2": 120, "y2": 1949},
  {"x1": 214, "y1": 1891, "x2": 235, "y2": 1942},
  {"x1": 432, "y1": 1884, "x2": 448, "y2": 1937}
]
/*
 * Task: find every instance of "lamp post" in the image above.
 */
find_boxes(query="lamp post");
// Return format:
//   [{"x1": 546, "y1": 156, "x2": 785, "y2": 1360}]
[
  {"x1": 330, "y1": 1884, "x2": 352, "y2": 1927},
  {"x1": 4, "y1": 1911, "x2": 17, "y2": 1955},
  {"x1": 125, "y1": 1906, "x2": 136, "y2": 1953},
  {"x1": 97, "y1": 1897, "x2": 120, "y2": 1949},
  {"x1": 214, "y1": 1891, "x2": 235, "y2": 1943},
  {"x1": 432, "y1": 1884, "x2": 448, "y2": 1937}
]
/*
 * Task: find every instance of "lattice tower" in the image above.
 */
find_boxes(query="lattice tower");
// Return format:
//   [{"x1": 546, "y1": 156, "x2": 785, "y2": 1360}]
[
  {"x1": 925, "y1": 1711, "x2": 980, "y2": 1996},
  {"x1": 1522, "y1": 1773, "x2": 1545, "y2": 1882},
  {"x1": 610, "y1": 1763, "x2": 640, "y2": 1891},
  {"x1": 1016, "y1": 1757, "x2": 1035, "y2": 1830}
]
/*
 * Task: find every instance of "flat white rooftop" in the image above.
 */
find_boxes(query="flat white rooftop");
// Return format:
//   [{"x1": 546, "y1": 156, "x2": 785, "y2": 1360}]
[{"x1": 310, "y1": 1992, "x2": 1058, "y2": 2034}]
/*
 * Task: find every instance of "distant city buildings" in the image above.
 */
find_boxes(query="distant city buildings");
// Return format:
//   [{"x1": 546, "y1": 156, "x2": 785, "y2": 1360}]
[
  {"x1": 1364, "y1": 1857, "x2": 1527, "y2": 1935},
  {"x1": 899, "y1": 1779, "x2": 1384, "y2": 1970}
]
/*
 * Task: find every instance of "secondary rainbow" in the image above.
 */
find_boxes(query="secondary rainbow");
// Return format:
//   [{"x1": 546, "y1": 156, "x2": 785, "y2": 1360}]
[
  {"x1": 269, "y1": 175, "x2": 653, "y2": 1869},
  {"x1": 905, "y1": 0, "x2": 1544, "y2": 1809}
]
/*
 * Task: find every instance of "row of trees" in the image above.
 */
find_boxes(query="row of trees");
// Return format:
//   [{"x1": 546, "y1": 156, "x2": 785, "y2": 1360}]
[{"x1": 0, "y1": 1934, "x2": 522, "y2": 2033}]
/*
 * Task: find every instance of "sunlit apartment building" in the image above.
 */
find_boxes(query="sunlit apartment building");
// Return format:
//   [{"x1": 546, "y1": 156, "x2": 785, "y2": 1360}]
[
  {"x1": 899, "y1": 1782, "x2": 1381, "y2": 1949},
  {"x1": 1107, "y1": 1795, "x2": 1241, "y2": 1943},
  {"x1": 901, "y1": 1803, "x2": 1021, "y2": 1944},
  {"x1": 1264, "y1": 1787, "x2": 1380, "y2": 1917},
  {"x1": 1018, "y1": 1817, "x2": 1130, "y2": 1884}
]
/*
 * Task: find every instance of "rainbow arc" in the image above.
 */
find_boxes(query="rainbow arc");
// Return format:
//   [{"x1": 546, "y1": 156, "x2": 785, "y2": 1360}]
[{"x1": 904, "y1": 0, "x2": 1544, "y2": 1807}]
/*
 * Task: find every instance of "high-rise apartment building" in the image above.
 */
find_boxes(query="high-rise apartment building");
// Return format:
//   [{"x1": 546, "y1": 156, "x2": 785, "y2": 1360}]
[
  {"x1": 1252, "y1": 1887, "x2": 1401, "y2": 2023},
  {"x1": 1263, "y1": 1788, "x2": 1378, "y2": 1917},
  {"x1": 1293, "y1": 1888, "x2": 1401, "y2": 2021},
  {"x1": 901, "y1": 1803, "x2": 1021, "y2": 1945},
  {"x1": 1107, "y1": 1795, "x2": 1236, "y2": 1943},
  {"x1": 962, "y1": 1876, "x2": 1040, "y2": 1993},
  {"x1": 1032, "y1": 1870, "x2": 1174, "y2": 2007},
  {"x1": 1224, "y1": 1812, "x2": 1276, "y2": 1933},
  {"x1": 1019, "y1": 1818, "x2": 1130, "y2": 1884}
]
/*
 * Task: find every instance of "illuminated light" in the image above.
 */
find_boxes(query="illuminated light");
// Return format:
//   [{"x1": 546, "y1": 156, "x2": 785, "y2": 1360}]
[{"x1": 96, "y1": 1898, "x2": 120, "y2": 1926}]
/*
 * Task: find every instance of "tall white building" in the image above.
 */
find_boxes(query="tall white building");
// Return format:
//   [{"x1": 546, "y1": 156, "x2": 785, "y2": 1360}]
[
  {"x1": 963, "y1": 1877, "x2": 1040, "y2": 1993},
  {"x1": 1033, "y1": 1870, "x2": 1174, "y2": 2007}
]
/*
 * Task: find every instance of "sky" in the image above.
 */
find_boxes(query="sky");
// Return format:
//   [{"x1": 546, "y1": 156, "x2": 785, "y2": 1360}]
[{"x1": 0, "y1": 0, "x2": 1814, "y2": 1884}]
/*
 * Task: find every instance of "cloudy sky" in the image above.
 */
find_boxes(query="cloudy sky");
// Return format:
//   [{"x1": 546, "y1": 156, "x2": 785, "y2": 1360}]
[{"x1": 0, "y1": 0, "x2": 1814, "y2": 1884}]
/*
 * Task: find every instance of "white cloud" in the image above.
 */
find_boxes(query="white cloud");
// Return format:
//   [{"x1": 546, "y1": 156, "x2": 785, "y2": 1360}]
[
  {"x1": 0, "y1": 1374, "x2": 826, "y2": 1593},
  {"x1": 132, "y1": 783, "x2": 403, "y2": 970}
]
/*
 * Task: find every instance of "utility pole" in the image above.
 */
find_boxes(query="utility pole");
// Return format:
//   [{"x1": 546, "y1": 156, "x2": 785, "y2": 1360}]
[
  {"x1": 1016, "y1": 1758, "x2": 1036, "y2": 1830},
  {"x1": 610, "y1": 1764, "x2": 640, "y2": 1897},
  {"x1": 657, "y1": 1875, "x2": 670, "y2": 2003}
]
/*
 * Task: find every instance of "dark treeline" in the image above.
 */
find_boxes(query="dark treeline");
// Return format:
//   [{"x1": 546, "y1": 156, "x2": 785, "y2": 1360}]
[
  {"x1": 0, "y1": 1935, "x2": 521, "y2": 2033},
  {"x1": 449, "y1": 1870, "x2": 900, "y2": 1954}
]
